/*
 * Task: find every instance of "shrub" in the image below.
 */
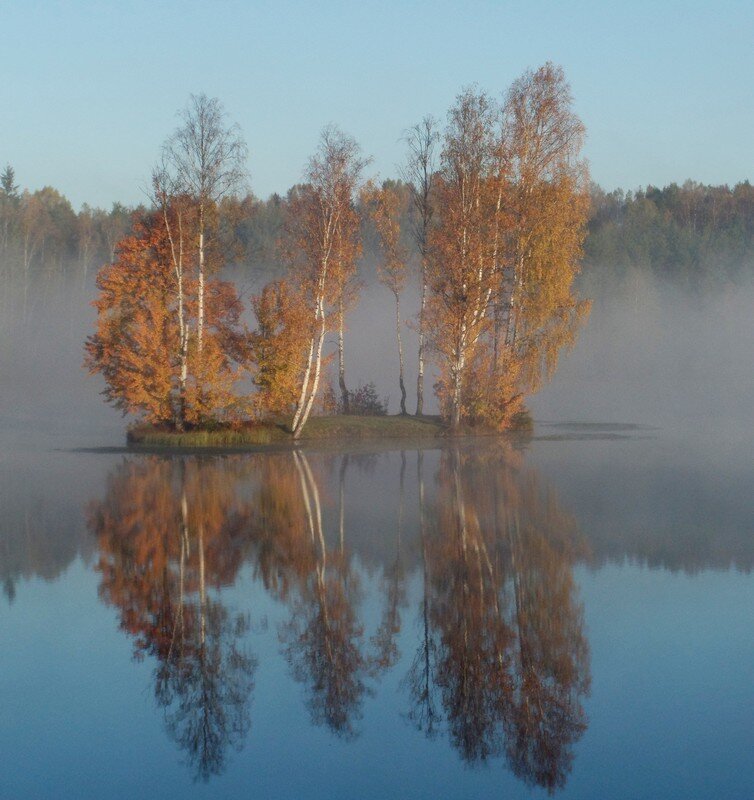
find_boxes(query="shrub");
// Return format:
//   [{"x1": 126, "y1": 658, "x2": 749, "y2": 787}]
[{"x1": 341, "y1": 382, "x2": 388, "y2": 416}]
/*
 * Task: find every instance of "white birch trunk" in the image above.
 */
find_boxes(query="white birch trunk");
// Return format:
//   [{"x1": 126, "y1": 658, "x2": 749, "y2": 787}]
[
  {"x1": 416, "y1": 273, "x2": 427, "y2": 416},
  {"x1": 197, "y1": 203, "x2": 205, "y2": 356},
  {"x1": 394, "y1": 290, "x2": 407, "y2": 414}
]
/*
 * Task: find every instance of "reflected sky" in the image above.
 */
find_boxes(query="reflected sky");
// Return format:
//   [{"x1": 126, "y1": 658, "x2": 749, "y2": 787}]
[{"x1": 2, "y1": 435, "x2": 754, "y2": 799}]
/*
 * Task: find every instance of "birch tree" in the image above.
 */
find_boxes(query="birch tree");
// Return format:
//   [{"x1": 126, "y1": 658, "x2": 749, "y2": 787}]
[
  {"x1": 332, "y1": 194, "x2": 362, "y2": 414},
  {"x1": 425, "y1": 67, "x2": 589, "y2": 431},
  {"x1": 163, "y1": 94, "x2": 248, "y2": 360},
  {"x1": 402, "y1": 117, "x2": 438, "y2": 416},
  {"x1": 499, "y1": 63, "x2": 590, "y2": 395},
  {"x1": 363, "y1": 180, "x2": 410, "y2": 414},
  {"x1": 425, "y1": 89, "x2": 506, "y2": 428},
  {"x1": 287, "y1": 127, "x2": 367, "y2": 438},
  {"x1": 152, "y1": 165, "x2": 192, "y2": 429}
]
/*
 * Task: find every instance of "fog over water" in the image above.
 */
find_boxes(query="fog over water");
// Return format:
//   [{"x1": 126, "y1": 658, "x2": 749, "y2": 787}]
[
  {"x1": 1, "y1": 260, "x2": 752, "y2": 582},
  {"x1": 532, "y1": 271, "x2": 754, "y2": 435},
  {"x1": 2, "y1": 2, "x2": 753, "y2": 789},
  {"x1": 1, "y1": 260, "x2": 752, "y2": 446}
]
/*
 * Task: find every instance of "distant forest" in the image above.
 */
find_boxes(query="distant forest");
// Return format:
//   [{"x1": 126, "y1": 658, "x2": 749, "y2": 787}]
[
  {"x1": 586, "y1": 181, "x2": 754, "y2": 288},
  {"x1": 1, "y1": 165, "x2": 753, "y2": 292}
]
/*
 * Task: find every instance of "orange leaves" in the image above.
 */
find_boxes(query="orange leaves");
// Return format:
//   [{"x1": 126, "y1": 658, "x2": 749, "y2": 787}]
[
  {"x1": 250, "y1": 279, "x2": 312, "y2": 415},
  {"x1": 424, "y1": 89, "x2": 506, "y2": 427},
  {"x1": 86, "y1": 215, "x2": 180, "y2": 424},
  {"x1": 83, "y1": 73, "x2": 589, "y2": 434},
  {"x1": 362, "y1": 180, "x2": 409, "y2": 296},
  {"x1": 424, "y1": 67, "x2": 590, "y2": 430},
  {"x1": 85, "y1": 210, "x2": 246, "y2": 427}
]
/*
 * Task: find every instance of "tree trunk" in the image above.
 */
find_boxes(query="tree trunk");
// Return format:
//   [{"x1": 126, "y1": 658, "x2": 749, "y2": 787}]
[
  {"x1": 504, "y1": 254, "x2": 524, "y2": 348},
  {"x1": 450, "y1": 357, "x2": 464, "y2": 430},
  {"x1": 197, "y1": 203, "x2": 205, "y2": 356},
  {"x1": 298, "y1": 312, "x2": 326, "y2": 432},
  {"x1": 395, "y1": 290, "x2": 407, "y2": 415},
  {"x1": 162, "y1": 204, "x2": 189, "y2": 431},
  {"x1": 292, "y1": 333, "x2": 316, "y2": 433},
  {"x1": 178, "y1": 213, "x2": 188, "y2": 431},
  {"x1": 416, "y1": 273, "x2": 426, "y2": 416},
  {"x1": 492, "y1": 300, "x2": 501, "y2": 375},
  {"x1": 338, "y1": 292, "x2": 349, "y2": 414},
  {"x1": 292, "y1": 301, "x2": 327, "y2": 439}
]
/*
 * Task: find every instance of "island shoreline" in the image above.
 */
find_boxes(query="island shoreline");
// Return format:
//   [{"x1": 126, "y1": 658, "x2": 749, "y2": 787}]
[{"x1": 125, "y1": 413, "x2": 533, "y2": 453}]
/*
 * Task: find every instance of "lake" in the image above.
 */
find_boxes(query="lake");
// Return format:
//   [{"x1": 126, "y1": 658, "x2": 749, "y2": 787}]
[{"x1": 2, "y1": 419, "x2": 753, "y2": 799}]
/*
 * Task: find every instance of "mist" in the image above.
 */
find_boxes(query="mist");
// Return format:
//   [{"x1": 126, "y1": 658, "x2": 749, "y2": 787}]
[
  {"x1": 2, "y1": 253, "x2": 752, "y2": 450},
  {"x1": 532, "y1": 269, "x2": 754, "y2": 435}
]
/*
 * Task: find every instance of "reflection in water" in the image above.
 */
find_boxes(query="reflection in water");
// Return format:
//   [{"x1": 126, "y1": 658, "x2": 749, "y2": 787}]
[
  {"x1": 370, "y1": 451, "x2": 407, "y2": 673},
  {"x1": 89, "y1": 459, "x2": 257, "y2": 781},
  {"x1": 417, "y1": 448, "x2": 590, "y2": 791},
  {"x1": 404, "y1": 449, "x2": 440, "y2": 737},
  {"x1": 0, "y1": 457, "x2": 93, "y2": 603},
  {"x1": 87, "y1": 446, "x2": 590, "y2": 790},
  {"x1": 279, "y1": 450, "x2": 370, "y2": 739}
]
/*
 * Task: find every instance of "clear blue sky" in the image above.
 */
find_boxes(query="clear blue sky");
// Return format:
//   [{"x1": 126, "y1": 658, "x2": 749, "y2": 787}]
[{"x1": 2, "y1": 0, "x2": 752, "y2": 209}]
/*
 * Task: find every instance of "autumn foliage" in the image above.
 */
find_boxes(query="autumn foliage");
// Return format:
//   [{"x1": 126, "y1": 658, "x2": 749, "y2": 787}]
[
  {"x1": 249, "y1": 278, "x2": 311, "y2": 415},
  {"x1": 426, "y1": 64, "x2": 590, "y2": 429},
  {"x1": 86, "y1": 66, "x2": 590, "y2": 435},
  {"x1": 85, "y1": 210, "x2": 246, "y2": 427}
]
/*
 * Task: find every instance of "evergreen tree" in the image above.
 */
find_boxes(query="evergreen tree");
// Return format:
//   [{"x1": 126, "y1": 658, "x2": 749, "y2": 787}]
[{"x1": 0, "y1": 164, "x2": 18, "y2": 198}]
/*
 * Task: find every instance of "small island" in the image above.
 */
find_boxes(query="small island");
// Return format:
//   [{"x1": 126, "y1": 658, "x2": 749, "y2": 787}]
[
  {"x1": 128, "y1": 414, "x2": 445, "y2": 449},
  {"x1": 85, "y1": 67, "x2": 587, "y2": 445},
  {"x1": 126, "y1": 411, "x2": 534, "y2": 451}
]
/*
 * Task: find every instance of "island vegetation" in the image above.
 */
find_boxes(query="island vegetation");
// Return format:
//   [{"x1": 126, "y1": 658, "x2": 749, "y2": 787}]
[
  {"x1": 81, "y1": 62, "x2": 589, "y2": 444},
  {"x1": 1, "y1": 63, "x2": 752, "y2": 447}
]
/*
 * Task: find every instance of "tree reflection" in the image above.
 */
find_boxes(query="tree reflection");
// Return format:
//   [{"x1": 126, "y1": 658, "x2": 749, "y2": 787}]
[
  {"x1": 370, "y1": 451, "x2": 407, "y2": 673},
  {"x1": 276, "y1": 451, "x2": 369, "y2": 739},
  {"x1": 244, "y1": 450, "x2": 404, "y2": 738},
  {"x1": 88, "y1": 445, "x2": 590, "y2": 791},
  {"x1": 403, "y1": 450, "x2": 440, "y2": 737},
  {"x1": 90, "y1": 457, "x2": 257, "y2": 781},
  {"x1": 503, "y1": 472, "x2": 590, "y2": 791},
  {"x1": 411, "y1": 445, "x2": 591, "y2": 791}
]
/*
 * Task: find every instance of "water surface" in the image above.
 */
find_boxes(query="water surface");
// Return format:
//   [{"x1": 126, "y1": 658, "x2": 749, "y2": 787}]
[{"x1": 2, "y1": 425, "x2": 753, "y2": 799}]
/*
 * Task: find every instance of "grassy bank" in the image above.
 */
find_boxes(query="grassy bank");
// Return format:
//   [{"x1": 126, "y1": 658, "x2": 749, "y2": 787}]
[{"x1": 127, "y1": 414, "x2": 448, "y2": 450}]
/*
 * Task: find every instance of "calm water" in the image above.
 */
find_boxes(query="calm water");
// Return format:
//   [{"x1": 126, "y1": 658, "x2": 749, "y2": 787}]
[{"x1": 1, "y1": 426, "x2": 753, "y2": 799}]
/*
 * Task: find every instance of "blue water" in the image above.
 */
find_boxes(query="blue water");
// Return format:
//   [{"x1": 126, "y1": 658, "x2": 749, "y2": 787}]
[{"x1": 1, "y1": 429, "x2": 753, "y2": 799}]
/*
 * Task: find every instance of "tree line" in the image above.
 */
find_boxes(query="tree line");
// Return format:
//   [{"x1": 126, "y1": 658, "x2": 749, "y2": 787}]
[
  {"x1": 0, "y1": 167, "x2": 132, "y2": 328},
  {"x1": 586, "y1": 180, "x2": 754, "y2": 289}
]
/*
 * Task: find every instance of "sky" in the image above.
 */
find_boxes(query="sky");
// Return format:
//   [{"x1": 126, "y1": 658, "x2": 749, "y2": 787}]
[{"x1": 1, "y1": 0, "x2": 753, "y2": 209}]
